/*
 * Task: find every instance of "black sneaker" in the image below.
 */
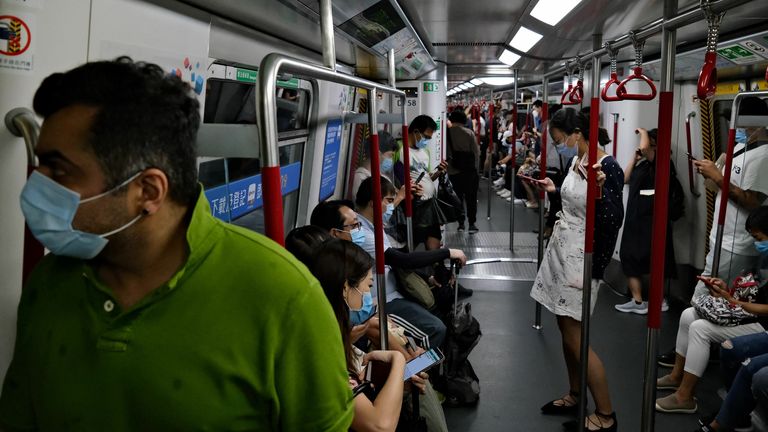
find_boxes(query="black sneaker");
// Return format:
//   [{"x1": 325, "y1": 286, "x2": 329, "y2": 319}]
[
  {"x1": 458, "y1": 284, "x2": 473, "y2": 297},
  {"x1": 457, "y1": 224, "x2": 465, "y2": 232},
  {"x1": 468, "y1": 224, "x2": 479, "y2": 234},
  {"x1": 658, "y1": 349, "x2": 676, "y2": 368}
]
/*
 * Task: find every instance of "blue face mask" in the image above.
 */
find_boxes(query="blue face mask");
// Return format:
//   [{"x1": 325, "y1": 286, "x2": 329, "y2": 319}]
[
  {"x1": 349, "y1": 227, "x2": 366, "y2": 247},
  {"x1": 380, "y1": 157, "x2": 394, "y2": 172},
  {"x1": 736, "y1": 128, "x2": 748, "y2": 143},
  {"x1": 555, "y1": 134, "x2": 578, "y2": 160},
  {"x1": 348, "y1": 288, "x2": 375, "y2": 326},
  {"x1": 416, "y1": 137, "x2": 430, "y2": 150},
  {"x1": 755, "y1": 240, "x2": 768, "y2": 256},
  {"x1": 383, "y1": 203, "x2": 394, "y2": 224},
  {"x1": 20, "y1": 171, "x2": 143, "y2": 259}
]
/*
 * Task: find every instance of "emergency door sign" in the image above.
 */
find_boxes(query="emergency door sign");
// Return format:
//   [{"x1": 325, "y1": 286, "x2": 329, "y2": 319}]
[{"x1": 0, "y1": 14, "x2": 34, "y2": 72}]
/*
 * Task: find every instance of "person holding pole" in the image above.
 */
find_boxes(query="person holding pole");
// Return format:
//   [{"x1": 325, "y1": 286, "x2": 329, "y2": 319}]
[{"x1": 529, "y1": 108, "x2": 624, "y2": 431}]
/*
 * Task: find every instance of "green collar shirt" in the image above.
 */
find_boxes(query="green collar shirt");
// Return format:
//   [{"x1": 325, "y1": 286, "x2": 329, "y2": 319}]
[{"x1": 0, "y1": 191, "x2": 353, "y2": 431}]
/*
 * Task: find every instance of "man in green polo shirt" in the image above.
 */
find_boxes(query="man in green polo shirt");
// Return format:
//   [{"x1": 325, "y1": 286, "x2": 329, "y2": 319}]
[{"x1": 0, "y1": 57, "x2": 353, "y2": 431}]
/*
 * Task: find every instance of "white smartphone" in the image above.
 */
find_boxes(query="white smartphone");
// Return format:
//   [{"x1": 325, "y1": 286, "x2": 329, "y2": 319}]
[{"x1": 403, "y1": 348, "x2": 444, "y2": 381}]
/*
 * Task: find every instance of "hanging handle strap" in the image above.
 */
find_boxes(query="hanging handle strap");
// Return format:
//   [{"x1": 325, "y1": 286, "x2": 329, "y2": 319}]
[
  {"x1": 697, "y1": 0, "x2": 726, "y2": 99},
  {"x1": 569, "y1": 59, "x2": 585, "y2": 104},
  {"x1": 601, "y1": 43, "x2": 622, "y2": 102},
  {"x1": 616, "y1": 32, "x2": 657, "y2": 101},
  {"x1": 561, "y1": 61, "x2": 579, "y2": 105}
]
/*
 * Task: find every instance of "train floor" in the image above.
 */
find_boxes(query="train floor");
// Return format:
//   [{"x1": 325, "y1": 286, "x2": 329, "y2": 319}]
[{"x1": 439, "y1": 177, "x2": 730, "y2": 432}]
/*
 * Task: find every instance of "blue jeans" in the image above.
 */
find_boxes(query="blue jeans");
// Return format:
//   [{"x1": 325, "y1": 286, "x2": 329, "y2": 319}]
[
  {"x1": 716, "y1": 332, "x2": 768, "y2": 428},
  {"x1": 720, "y1": 332, "x2": 768, "y2": 389}
]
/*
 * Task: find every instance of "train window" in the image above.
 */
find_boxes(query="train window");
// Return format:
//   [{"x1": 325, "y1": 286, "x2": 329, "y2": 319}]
[{"x1": 203, "y1": 79, "x2": 310, "y2": 133}]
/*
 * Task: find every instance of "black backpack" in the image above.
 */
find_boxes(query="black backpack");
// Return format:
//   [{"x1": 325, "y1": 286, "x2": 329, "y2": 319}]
[{"x1": 434, "y1": 300, "x2": 481, "y2": 405}]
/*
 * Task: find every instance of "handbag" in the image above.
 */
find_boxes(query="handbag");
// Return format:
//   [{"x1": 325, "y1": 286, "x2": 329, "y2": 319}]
[
  {"x1": 393, "y1": 268, "x2": 435, "y2": 310},
  {"x1": 437, "y1": 176, "x2": 463, "y2": 224},
  {"x1": 693, "y1": 272, "x2": 762, "y2": 326}
]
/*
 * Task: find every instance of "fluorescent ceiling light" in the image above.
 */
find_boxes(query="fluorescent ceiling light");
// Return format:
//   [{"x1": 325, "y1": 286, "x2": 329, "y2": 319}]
[
  {"x1": 479, "y1": 76, "x2": 516, "y2": 86},
  {"x1": 509, "y1": 26, "x2": 543, "y2": 52},
  {"x1": 470, "y1": 78, "x2": 483, "y2": 86},
  {"x1": 498, "y1": 50, "x2": 521, "y2": 66},
  {"x1": 530, "y1": 0, "x2": 583, "y2": 26},
  {"x1": 464, "y1": 82, "x2": 476, "y2": 88},
  {"x1": 458, "y1": 84, "x2": 469, "y2": 90}
]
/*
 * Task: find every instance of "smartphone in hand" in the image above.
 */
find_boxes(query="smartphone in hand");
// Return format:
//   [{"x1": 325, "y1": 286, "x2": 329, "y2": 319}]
[{"x1": 686, "y1": 152, "x2": 698, "y2": 162}]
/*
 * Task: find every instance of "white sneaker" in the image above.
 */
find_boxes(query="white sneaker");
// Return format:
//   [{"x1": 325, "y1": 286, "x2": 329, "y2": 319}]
[
  {"x1": 494, "y1": 178, "x2": 505, "y2": 186},
  {"x1": 499, "y1": 190, "x2": 512, "y2": 198},
  {"x1": 615, "y1": 300, "x2": 648, "y2": 314},
  {"x1": 661, "y1": 299, "x2": 669, "y2": 312},
  {"x1": 514, "y1": 198, "x2": 526, "y2": 205},
  {"x1": 496, "y1": 189, "x2": 509, "y2": 196}
]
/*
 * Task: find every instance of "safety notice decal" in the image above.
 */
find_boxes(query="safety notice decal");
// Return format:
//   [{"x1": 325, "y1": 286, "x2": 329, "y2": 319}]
[{"x1": 0, "y1": 13, "x2": 34, "y2": 73}]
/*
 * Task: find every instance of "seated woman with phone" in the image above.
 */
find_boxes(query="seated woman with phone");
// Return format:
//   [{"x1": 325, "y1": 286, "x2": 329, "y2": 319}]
[
  {"x1": 307, "y1": 238, "x2": 442, "y2": 432},
  {"x1": 656, "y1": 206, "x2": 768, "y2": 416}
]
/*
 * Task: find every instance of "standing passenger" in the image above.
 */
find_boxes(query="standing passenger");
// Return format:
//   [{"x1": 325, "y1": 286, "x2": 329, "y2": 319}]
[
  {"x1": 529, "y1": 108, "x2": 624, "y2": 431},
  {"x1": 615, "y1": 128, "x2": 683, "y2": 314},
  {"x1": 352, "y1": 130, "x2": 398, "y2": 199},
  {"x1": 447, "y1": 109, "x2": 480, "y2": 233},
  {"x1": 0, "y1": 58, "x2": 353, "y2": 431}
]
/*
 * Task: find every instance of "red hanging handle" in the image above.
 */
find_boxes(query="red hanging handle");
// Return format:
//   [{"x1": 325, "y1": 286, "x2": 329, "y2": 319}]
[
  {"x1": 765, "y1": 64, "x2": 768, "y2": 83},
  {"x1": 602, "y1": 72, "x2": 622, "y2": 102},
  {"x1": 561, "y1": 83, "x2": 575, "y2": 105},
  {"x1": 697, "y1": 51, "x2": 718, "y2": 100},
  {"x1": 616, "y1": 67, "x2": 657, "y2": 101},
  {"x1": 569, "y1": 80, "x2": 584, "y2": 104}
]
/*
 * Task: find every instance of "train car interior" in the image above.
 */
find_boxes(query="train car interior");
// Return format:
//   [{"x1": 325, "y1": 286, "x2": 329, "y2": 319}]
[{"x1": 2, "y1": 0, "x2": 768, "y2": 430}]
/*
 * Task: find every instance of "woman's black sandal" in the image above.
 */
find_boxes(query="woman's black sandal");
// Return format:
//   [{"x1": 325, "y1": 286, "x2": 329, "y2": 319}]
[
  {"x1": 541, "y1": 391, "x2": 580, "y2": 415},
  {"x1": 563, "y1": 411, "x2": 617, "y2": 431}
]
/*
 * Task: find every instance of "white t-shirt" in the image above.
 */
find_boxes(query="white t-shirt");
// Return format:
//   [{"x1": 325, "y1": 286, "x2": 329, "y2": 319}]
[
  {"x1": 479, "y1": 116, "x2": 486, "y2": 137},
  {"x1": 409, "y1": 148, "x2": 436, "y2": 199},
  {"x1": 710, "y1": 141, "x2": 768, "y2": 255}
]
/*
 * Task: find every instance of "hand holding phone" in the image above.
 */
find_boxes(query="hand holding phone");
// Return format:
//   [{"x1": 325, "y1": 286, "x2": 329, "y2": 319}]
[
  {"x1": 686, "y1": 152, "x2": 698, "y2": 162},
  {"x1": 403, "y1": 348, "x2": 444, "y2": 381},
  {"x1": 415, "y1": 171, "x2": 426, "y2": 184}
]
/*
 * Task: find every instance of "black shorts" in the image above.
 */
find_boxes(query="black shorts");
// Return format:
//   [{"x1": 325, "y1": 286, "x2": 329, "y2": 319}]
[{"x1": 413, "y1": 224, "x2": 442, "y2": 245}]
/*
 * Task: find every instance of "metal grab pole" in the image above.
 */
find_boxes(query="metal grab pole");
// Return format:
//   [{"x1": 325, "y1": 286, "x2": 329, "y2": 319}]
[
  {"x1": 577, "y1": 35, "x2": 602, "y2": 432},
  {"x1": 487, "y1": 89, "x2": 494, "y2": 220},
  {"x1": 510, "y1": 69, "x2": 519, "y2": 252},
  {"x1": 320, "y1": 0, "x2": 336, "y2": 72},
  {"x1": 403, "y1": 120, "x2": 414, "y2": 252},
  {"x1": 642, "y1": 1, "x2": 677, "y2": 430},
  {"x1": 368, "y1": 92, "x2": 389, "y2": 349},
  {"x1": 534, "y1": 79, "x2": 549, "y2": 330},
  {"x1": 612, "y1": 113, "x2": 619, "y2": 158}
]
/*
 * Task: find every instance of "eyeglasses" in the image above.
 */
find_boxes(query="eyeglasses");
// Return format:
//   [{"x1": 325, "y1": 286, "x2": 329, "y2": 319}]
[{"x1": 341, "y1": 222, "x2": 362, "y2": 231}]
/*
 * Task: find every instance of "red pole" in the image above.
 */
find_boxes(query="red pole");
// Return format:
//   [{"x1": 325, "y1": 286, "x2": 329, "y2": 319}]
[
  {"x1": 262, "y1": 166, "x2": 284, "y2": 246},
  {"x1": 369, "y1": 133, "x2": 386, "y2": 275},
  {"x1": 717, "y1": 128, "x2": 738, "y2": 227},
  {"x1": 489, "y1": 104, "x2": 494, "y2": 154},
  {"x1": 402, "y1": 125, "x2": 412, "y2": 218},
  {"x1": 584, "y1": 99, "x2": 599, "y2": 255},
  {"x1": 647, "y1": 91, "x2": 675, "y2": 329}
]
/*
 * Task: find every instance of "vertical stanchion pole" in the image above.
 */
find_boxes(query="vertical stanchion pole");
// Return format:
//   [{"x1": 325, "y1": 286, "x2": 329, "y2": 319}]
[
  {"x1": 612, "y1": 113, "x2": 619, "y2": 158},
  {"x1": 487, "y1": 89, "x2": 494, "y2": 220},
  {"x1": 534, "y1": 78, "x2": 548, "y2": 330},
  {"x1": 402, "y1": 121, "x2": 414, "y2": 252},
  {"x1": 368, "y1": 90, "x2": 389, "y2": 349},
  {"x1": 320, "y1": 0, "x2": 336, "y2": 72},
  {"x1": 577, "y1": 34, "x2": 602, "y2": 432},
  {"x1": 509, "y1": 69, "x2": 519, "y2": 252},
  {"x1": 641, "y1": 2, "x2": 676, "y2": 430}
]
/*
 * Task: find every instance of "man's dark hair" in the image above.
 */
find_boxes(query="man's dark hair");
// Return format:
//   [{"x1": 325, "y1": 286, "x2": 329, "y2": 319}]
[
  {"x1": 739, "y1": 96, "x2": 768, "y2": 116},
  {"x1": 449, "y1": 110, "x2": 468, "y2": 125},
  {"x1": 533, "y1": 100, "x2": 543, "y2": 108},
  {"x1": 362, "y1": 130, "x2": 397, "y2": 159},
  {"x1": 746, "y1": 206, "x2": 768, "y2": 235},
  {"x1": 285, "y1": 225, "x2": 332, "y2": 267},
  {"x1": 33, "y1": 57, "x2": 201, "y2": 205},
  {"x1": 310, "y1": 200, "x2": 355, "y2": 232},
  {"x1": 355, "y1": 176, "x2": 396, "y2": 208},
  {"x1": 408, "y1": 115, "x2": 437, "y2": 135}
]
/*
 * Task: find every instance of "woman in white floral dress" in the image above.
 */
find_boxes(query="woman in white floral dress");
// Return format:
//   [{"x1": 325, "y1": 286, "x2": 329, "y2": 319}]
[{"x1": 529, "y1": 108, "x2": 624, "y2": 431}]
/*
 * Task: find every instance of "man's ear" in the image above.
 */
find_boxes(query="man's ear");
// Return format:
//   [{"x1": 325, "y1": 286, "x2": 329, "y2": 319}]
[{"x1": 136, "y1": 168, "x2": 169, "y2": 215}]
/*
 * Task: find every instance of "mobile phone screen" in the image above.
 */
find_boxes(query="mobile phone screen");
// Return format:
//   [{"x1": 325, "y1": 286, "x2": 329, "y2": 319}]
[
  {"x1": 415, "y1": 171, "x2": 426, "y2": 183},
  {"x1": 403, "y1": 348, "x2": 444, "y2": 380}
]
